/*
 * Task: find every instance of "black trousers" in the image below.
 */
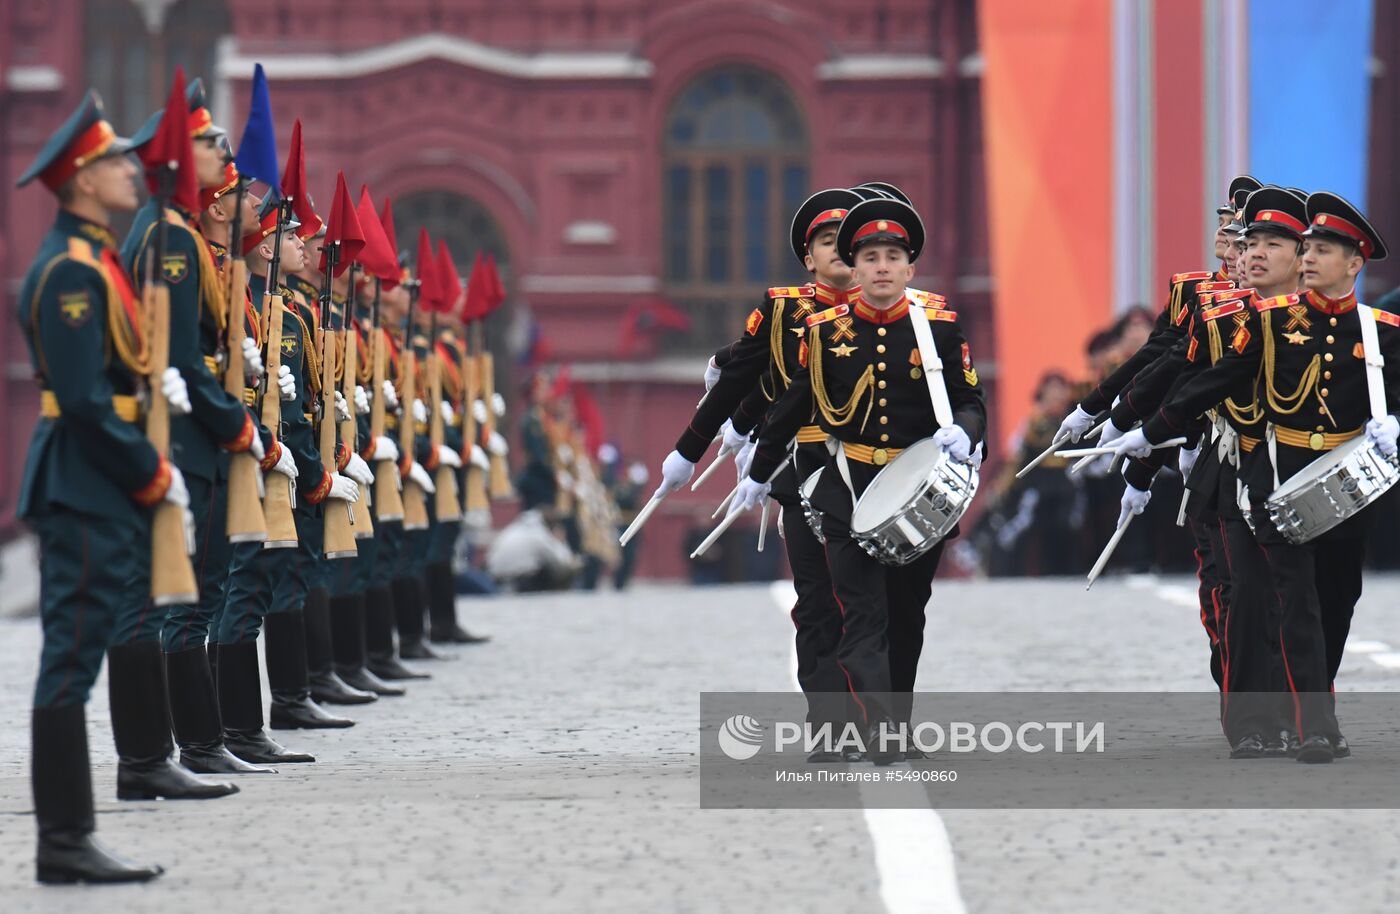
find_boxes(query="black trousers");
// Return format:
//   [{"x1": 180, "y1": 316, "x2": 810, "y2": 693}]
[
  {"x1": 1217, "y1": 513, "x2": 1285, "y2": 742},
  {"x1": 1188, "y1": 517, "x2": 1229, "y2": 690},
  {"x1": 777, "y1": 497, "x2": 846, "y2": 730},
  {"x1": 821, "y1": 512, "x2": 943, "y2": 729}
]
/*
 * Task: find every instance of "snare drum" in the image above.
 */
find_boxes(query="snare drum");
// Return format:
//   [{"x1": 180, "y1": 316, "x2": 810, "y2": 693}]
[
  {"x1": 1265, "y1": 435, "x2": 1400, "y2": 544},
  {"x1": 799, "y1": 467, "x2": 825, "y2": 544},
  {"x1": 850, "y1": 437, "x2": 979, "y2": 566}
]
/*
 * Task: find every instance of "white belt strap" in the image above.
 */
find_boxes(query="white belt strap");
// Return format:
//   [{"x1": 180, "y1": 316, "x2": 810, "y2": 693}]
[
  {"x1": 1266, "y1": 423, "x2": 1280, "y2": 491},
  {"x1": 835, "y1": 446, "x2": 858, "y2": 511},
  {"x1": 907, "y1": 304, "x2": 955, "y2": 429},
  {"x1": 1356, "y1": 304, "x2": 1387, "y2": 422}
]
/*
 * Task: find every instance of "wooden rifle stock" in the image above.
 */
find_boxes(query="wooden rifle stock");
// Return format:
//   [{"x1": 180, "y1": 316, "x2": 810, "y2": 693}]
[
  {"x1": 222, "y1": 257, "x2": 268, "y2": 543},
  {"x1": 398, "y1": 342, "x2": 430, "y2": 529},
  {"x1": 145, "y1": 280, "x2": 199, "y2": 604},
  {"x1": 369, "y1": 327, "x2": 405, "y2": 520},
  {"x1": 342, "y1": 323, "x2": 374, "y2": 538},
  {"x1": 461, "y1": 349, "x2": 489, "y2": 511},
  {"x1": 429, "y1": 337, "x2": 461, "y2": 521},
  {"x1": 480, "y1": 351, "x2": 513, "y2": 498},
  {"x1": 319, "y1": 324, "x2": 357, "y2": 558},
  {"x1": 259, "y1": 291, "x2": 299, "y2": 548}
]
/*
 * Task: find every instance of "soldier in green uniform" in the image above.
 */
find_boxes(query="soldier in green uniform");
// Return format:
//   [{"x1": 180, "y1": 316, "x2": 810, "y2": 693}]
[{"x1": 17, "y1": 90, "x2": 177, "y2": 884}]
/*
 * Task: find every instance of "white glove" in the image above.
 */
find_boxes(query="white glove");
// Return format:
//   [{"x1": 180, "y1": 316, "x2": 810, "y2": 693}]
[
  {"x1": 1098, "y1": 420, "x2": 1126, "y2": 447},
  {"x1": 556, "y1": 443, "x2": 574, "y2": 464},
  {"x1": 163, "y1": 464, "x2": 190, "y2": 508},
  {"x1": 730, "y1": 476, "x2": 771, "y2": 514},
  {"x1": 408, "y1": 460, "x2": 436, "y2": 494},
  {"x1": 346, "y1": 452, "x2": 374, "y2": 486},
  {"x1": 161, "y1": 367, "x2": 191, "y2": 415},
  {"x1": 249, "y1": 433, "x2": 265, "y2": 462},
  {"x1": 1056, "y1": 405, "x2": 1098, "y2": 443},
  {"x1": 1179, "y1": 444, "x2": 1201, "y2": 478},
  {"x1": 558, "y1": 470, "x2": 575, "y2": 492},
  {"x1": 1082, "y1": 420, "x2": 1128, "y2": 477},
  {"x1": 354, "y1": 384, "x2": 369, "y2": 416},
  {"x1": 472, "y1": 400, "x2": 488, "y2": 423},
  {"x1": 370, "y1": 435, "x2": 398, "y2": 463},
  {"x1": 1110, "y1": 427, "x2": 1153, "y2": 461},
  {"x1": 241, "y1": 337, "x2": 265, "y2": 383},
  {"x1": 412, "y1": 399, "x2": 427, "y2": 425},
  {"x1": 327, "y1": 472, "x2": 360, "y2": 504},
  {"x1": 491, "y1": 392, "x2": 506, "y2": 417},
  {"x1": 933, "y1": 425, "x2": 973, "y2": 463},
  {"x1": 278, "y1": 364, "x2": 295, "y2": 402},
  {"x1": 270, "y1": 444, "x2": 297, "y2": 480},
  {"x1": 381, "y1": 380, "x2": 399, "y2": 410},
  {"x1": 334, "y1": 390, "x2": 350, "y2": 422},
  {"x1": 1367, "y1": 415, "x2": 1400, "y2": 459},
  {"x1": 720, "y1": 419, "x2": 748, "y2": 454},
  {"x1": 437, "y1": 444, "x2": 462, "y2": 469},
  {"x1": 652, "y1": 450, "x2": 695, "y2": 498},
  {"x1": 487, "y1": 431, "x2": 508, "y2": 456},
  {"x1": 704, "y1": 356, "x2": 721, "y2": 391},
  {"x1": 735, "y1": 440, "x2": 756, "y2": 483},
  {"x1": 470, "y1": 444, "x2": 490, "y2": 471},
  {"x1": 439, "y1": 400, "x2": 455, "y2": 424},
  {"x1": 1117, "y1": 482, "x2": 1152, "y2": 528}
]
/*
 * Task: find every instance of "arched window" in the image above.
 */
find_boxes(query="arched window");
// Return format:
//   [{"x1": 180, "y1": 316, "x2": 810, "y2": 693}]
[{"x1": 662, "y1": 66, "x2": 809, "y2": 352}]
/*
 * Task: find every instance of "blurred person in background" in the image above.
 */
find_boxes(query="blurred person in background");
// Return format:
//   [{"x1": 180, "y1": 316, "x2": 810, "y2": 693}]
[{"x1": 611, "y1": 459, "x2": 649, "y2": 591}]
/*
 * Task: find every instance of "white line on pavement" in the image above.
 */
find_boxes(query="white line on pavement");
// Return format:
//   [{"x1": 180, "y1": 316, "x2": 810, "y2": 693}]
[
  {"x1": 1348, "y1": 640, "x2": 1390, "y2": 654},
  {"x1": 767, "y1": 581, "x2": 967, "y2": 914}
]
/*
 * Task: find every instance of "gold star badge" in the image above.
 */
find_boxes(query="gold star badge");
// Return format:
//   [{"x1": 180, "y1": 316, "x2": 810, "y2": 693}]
[
  {"x1": 830, "y1": 343, "x2": 858, "y2": 358},
  {"x1": 1283, "y1": 330, "x2": 1312, "y2": 346},
  {"x1": 790, "y1": 326, "x2": 805, "y2": 337}
]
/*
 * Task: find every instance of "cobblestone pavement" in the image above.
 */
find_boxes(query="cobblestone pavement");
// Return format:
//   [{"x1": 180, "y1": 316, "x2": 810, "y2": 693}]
[{"x1": 0, "y1": 574, "x2": 1398, "y2": 913}]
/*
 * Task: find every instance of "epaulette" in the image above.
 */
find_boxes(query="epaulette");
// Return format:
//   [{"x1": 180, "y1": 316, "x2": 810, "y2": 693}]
[
  {"x1": 1371, "y1": 307, "x2": 1400, "y2": 328},
  {"x1": 805, "y1": 303, "x2": 850, "y2": 327},
  {"x1": 1202, "y1": 297, "x2": 1248, "y2": 322},
  {"x1": 908, "y1": 288, "x2": 948, "y2": 310},
  {"x1": 769, "y1": 284, "x2": 814, "y2": 299},
  {"x1": 928, "y1": 309, "x2": 958, "y2": 322},
  {"x1": 1172, "y1": 271, "x2": 1213, "y2": 285},
  {"x1": 1254, "y1": 293, "x2": 1300, "y2": 312},
  {"x1": 1196, "y1": 281, "x2": 1234, "y2": 293}
]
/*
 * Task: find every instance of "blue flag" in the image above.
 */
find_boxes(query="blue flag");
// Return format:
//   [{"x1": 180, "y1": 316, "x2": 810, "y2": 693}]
[{"x1": 234, "y1": 63, "x2": 280, "y2": 192}]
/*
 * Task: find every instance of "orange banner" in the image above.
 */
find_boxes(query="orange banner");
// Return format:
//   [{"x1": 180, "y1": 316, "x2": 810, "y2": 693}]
[{"x1": 979, "y1": 0, "x2": 1114, "y2": 448}]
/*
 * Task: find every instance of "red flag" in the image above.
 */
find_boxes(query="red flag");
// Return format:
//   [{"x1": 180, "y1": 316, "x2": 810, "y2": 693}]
[
  {"x1": 415, "y1": 228, "x2": 437, "y2": 309},
  {"x1": 484, "y1": 253, "x2": 506, "y2": 312},
  {"x1": 435, "y1": 240, "x2": 463, "y2": 314},
  {"x1": 461, "y1": 253, "x2": 486, "y2": 322},
  {"x1": 319, "y1": 171, "x2": 364, "y2": 277},
  {"x1": 355, "y1": 186, "x2": 398, "y2": 281},
  {"x1": 379, "y1": 197, "x2": 400, "y2": 290},
  {"x1": 139, "y1": 67, "x2": 200, "y2": 216},
  {"x1": 618, "y1": 297, "x2": 693, "y2": 357},
  {"x1": 280, "y1": 119, "x2": 323, "y2": 236}
]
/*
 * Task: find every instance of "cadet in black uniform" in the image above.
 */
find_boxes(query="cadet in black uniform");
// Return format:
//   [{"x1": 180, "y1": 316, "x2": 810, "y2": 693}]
[
  {"x1": 737, "y1": 198, "x2": 987, "y2": 763},
  {"x1": 1114, "y1": 192, "x2": 1399, "y2": 763}
]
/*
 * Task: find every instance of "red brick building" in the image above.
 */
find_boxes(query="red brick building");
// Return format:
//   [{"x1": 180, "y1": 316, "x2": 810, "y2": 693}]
[{"x1": 1, "y1": 0, "x2": 992, "y2": 578}]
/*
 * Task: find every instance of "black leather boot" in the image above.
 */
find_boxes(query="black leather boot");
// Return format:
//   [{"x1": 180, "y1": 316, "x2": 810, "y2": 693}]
[
  {"x1": 107, "y1": 641, "x2": 238, "y2": 800},
  {"x1": 307, "y1": 589, "x2": 376, "y2": 704},
  {"x1": 426, "y1": 561, "x2": 489, "y2": 644},
  {"x1": 165, "y1": 644, "x2": 274, "y2": 774},
  {"x1": 366, "y1": 585, "x2": 429, "y2": 680},
  {"x1": 33, "y1": 704, "x2": 164, "y2": 884},
  {"x1": 331, "y1": 592, "x2": 401, "y2": 696},
  {"x1": 393, "y1": 576, "x2": 447, "y2": 660},
  {"x1": 265, "y1": 610, "x2": 354, "y2": 729},
  {"x1": 217, "y1": 640, "x2": 316, "y2": 763}
]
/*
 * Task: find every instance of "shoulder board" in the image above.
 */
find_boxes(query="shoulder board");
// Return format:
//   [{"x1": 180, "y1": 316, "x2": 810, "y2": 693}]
[
  {"x1": 1254, "y1": 293, "x2": 1300, "y2": 313},
  {"x1": 907, "y1": 288, "x2": 948, "y2": 309},
  {"x1": 1196, "y1": 281, "x2": 1234, "y2": 293},
  {"x1": 1371, "y1": 307, "x2": 1400, "y2": 328},
  {"x1": 805, "y1": 303, "x2": 850, "y2": 327},
  {"x1": 1172, "y1": 271, "x2": 1213, "y2": 285},
  {"x1": 769, "y1": 285, "x2": 813, "y2": 299},
  {"x1": 928, "y1": 309, "x2": 958, "y2": 322},
  {"x1": 64, "y1": 237, "x2": 100, "y2": 269},
  {"x1": 1202, "y1": 299, "x2": 1247, "y2": 322}
]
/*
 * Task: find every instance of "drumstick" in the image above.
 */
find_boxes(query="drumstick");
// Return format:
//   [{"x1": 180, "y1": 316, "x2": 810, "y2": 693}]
[
  {"x1": 691, "y1": 458, "x2": 790, "y2": 559},
  {"x1": 619, "y1": 493, "x2": 664, "y2": 547},
  {"x1": 1066, "y1": 421, "x2": 1110, "y2": 474},
  {"x1": 1067, "y1": 437, "x2": 1187, "y2": 473},
  {"x1": 1175, "y1": 488, "x2": 1189, "y2": 527},
  {"x1": 756, "y1": 498, "x2": 770, "y2": 552},
  {"x1": 1086, "y1": 515, "x2": 1134, "y2": 590},
  {"x1": 1015, "y1": 431, "x2": 1070, "y2": 479},
  {"x1": 712, "y1": 484, "x2": 738, "y2": 519},
  {"x1": 690, "y1": 444, "x2": 735, "y2": 491}
]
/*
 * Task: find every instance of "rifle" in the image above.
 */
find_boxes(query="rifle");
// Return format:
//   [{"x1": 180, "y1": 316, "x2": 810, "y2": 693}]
[
  {"x1": 480, "y1": 343, "x2": 513, "y2": 498},
  {"x1": 399, "y1": 277, "x2": 430, "y2": 529},
  {"x1": 342, "y1": 269, "x2": 374, "y2": 539},
  {"x1": 221, "y1": 169, "x2": 268, "y2": 542},
  {"x1": 429, "y1": 311, "x2": 461, "y2": 521},
  {"x1": 461, "y1": 323, "x2": 489, "y2": 511},
  {"x1": 318, "y1": 248, "x2": 357, "y2": 558},
  {"x1": 368, "y1": 278, "x2": 405, "y2": 520},
  {"x1": 258, "y1": 197, "x2": 299, "y2": 548}
]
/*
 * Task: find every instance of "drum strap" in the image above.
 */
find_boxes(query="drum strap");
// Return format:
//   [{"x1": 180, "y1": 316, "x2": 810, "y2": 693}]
[
  {"x1": 1267, "y1": 425, "x2": 1280, "y2": 491},
  {"x1": 1356, "y1": 304, "x2": 1387, "y2": 422},
  {"x1": 907, "y1": 304, "x2": 955, "y2": 429},
  {"x1": 835, "y1": 447, "x2": 858, "y2": 511}
]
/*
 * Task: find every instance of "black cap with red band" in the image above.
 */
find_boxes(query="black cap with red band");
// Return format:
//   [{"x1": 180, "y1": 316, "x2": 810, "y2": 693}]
[
  {"x1": 1243, "y1": 186, "x2": 1309, "y2": 240},
  {"x1": 1303, "y1": 191, "x2": 1388, "y2": 262},
  {"x1": 836, "y1": 197, "x2": 925, "y2": 267},
  {"x1": 789, "y1": 188, "x2": 861, "y2": 264}
]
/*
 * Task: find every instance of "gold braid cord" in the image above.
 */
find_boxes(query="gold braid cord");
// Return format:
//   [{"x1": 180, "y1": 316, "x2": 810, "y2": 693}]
[
  {"x1": 808, "y1": 326, "x2": 874, "y2": 432},
  {"x1": 1205, "y1": 319, "x2": 1264, "y2": 426},
  {"x1": 1169, "y1": 280, "x2": 1186, "y2": 326},
  {"x1": 288, "y1": 305, "x2": 322, "y2": 397},
  {"x1": 768, "y1": 297, "x2": 790, "y2": 389},
  {"x1": 1259, "y1": 310, "x2": 1324, "y2": 420},
  {"x1": 163, "y1": 211, "x2": 228, "y2": 333}
]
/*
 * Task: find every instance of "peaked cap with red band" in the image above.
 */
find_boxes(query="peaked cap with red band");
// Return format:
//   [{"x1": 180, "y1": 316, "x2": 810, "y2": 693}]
[
  {"x1": 788, "y1": 188, "x2": 862, "y2": 264},
  {"x1": 836, "y1": 197, "x2": 925, "y2": 267},
  {"x1": 1243, "y1": 185, "x2": 1309, "y2": 239},
  {"x1": 1303, "y1": 191, "x2": 1388, "y2": 262},
  {"x1": 242, "y1": 195, "x2": 300, "y2": 256},
  {"x1": 17, "y1": 91, "x2": 132, "y2": 193}
]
